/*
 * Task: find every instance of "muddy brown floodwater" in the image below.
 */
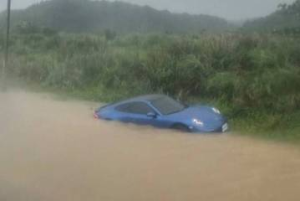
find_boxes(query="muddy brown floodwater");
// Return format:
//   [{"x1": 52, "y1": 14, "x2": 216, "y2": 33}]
[{"x1": 1, "y1": 90, "x2": 300, "y2": 201}]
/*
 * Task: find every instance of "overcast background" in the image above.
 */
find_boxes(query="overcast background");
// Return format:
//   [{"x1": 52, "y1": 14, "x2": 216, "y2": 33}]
[{"x1": 0, "y1": 0, "x2": 296, "y2": 20}]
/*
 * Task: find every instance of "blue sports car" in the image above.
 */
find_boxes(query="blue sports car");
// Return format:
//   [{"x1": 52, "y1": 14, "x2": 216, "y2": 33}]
[{"x1": 94, "y1": 94, "x2": 229, "y2": 133}]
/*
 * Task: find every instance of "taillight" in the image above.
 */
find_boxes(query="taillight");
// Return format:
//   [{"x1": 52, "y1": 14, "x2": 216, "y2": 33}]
[{"x1": 94, "y1": 112, "x2": 99, "y2": 119}]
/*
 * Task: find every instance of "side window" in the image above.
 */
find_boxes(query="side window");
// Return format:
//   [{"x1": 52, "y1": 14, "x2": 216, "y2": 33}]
[
  {"x1": 129, "y1": 102, "x2": 154, "y2": 115},
  {"x1": 116, "y1": 102, "x2": 154, "y2": 115}
]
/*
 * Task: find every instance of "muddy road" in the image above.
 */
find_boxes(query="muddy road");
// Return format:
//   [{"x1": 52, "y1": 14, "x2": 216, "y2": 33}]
[{"x1": 1, "y1": 90, "x2": 300, "y2": 201}]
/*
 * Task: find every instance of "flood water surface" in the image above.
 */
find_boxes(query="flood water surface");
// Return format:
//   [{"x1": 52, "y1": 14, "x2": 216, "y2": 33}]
[{"x1": 1, "y1": 90, "x2": 300, "y2": 201}]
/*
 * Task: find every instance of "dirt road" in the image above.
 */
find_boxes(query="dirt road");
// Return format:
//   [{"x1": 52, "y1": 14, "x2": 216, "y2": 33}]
[{"x1": 1, "y1": 90, "x2": 300, "y2": 201}]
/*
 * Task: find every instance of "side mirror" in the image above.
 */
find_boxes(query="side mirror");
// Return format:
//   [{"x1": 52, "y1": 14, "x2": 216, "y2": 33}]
[{"x1": 147, "y1": 112, "x2": 157, "y2": 119}]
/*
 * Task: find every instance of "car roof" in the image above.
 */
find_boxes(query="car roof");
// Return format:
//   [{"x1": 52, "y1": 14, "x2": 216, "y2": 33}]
[{"x1": 121, "y1": 94, "x2": 167, "y2": 104}]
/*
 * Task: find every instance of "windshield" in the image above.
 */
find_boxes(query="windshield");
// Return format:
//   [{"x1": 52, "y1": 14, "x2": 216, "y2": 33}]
[{"x1": 151, "y1": 96, "x2": 186, "y2": 115}]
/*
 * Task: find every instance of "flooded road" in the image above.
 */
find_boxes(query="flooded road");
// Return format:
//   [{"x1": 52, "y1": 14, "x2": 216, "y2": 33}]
[{"x1": 1, "y1": 90, "x2": 300, "y2": 201}]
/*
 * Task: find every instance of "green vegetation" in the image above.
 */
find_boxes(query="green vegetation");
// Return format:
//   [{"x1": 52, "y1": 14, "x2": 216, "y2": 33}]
[
  {"x1": 0, "y1": 0, "x2": 232, "y2": 34},
  {"x1": 1, "y1": 28, "x2": 299, "y2": 140}
]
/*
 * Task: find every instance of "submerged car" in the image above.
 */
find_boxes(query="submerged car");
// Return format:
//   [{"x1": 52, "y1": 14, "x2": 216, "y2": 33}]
[{"x1": 94, "y1": 94, "x2": 229, "y2": 133}]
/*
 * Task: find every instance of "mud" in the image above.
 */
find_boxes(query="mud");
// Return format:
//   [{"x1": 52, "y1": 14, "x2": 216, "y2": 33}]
[{"x1": 1, "y1": 90, "x2": 300, "y2": 201}]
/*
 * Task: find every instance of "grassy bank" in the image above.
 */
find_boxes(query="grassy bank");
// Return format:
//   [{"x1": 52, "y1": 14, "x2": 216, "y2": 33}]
[{"x1": 1, "y1": 30, "x2": 300, "y2": 140}]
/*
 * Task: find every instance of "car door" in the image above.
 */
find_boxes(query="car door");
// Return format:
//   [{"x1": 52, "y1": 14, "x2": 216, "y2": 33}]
[
  {"x1": 116, "y1": 101, "x2": 166, "y2": 127},
  {"x1": 125, "y1": 102, "x2": 158, "y2": 126}
]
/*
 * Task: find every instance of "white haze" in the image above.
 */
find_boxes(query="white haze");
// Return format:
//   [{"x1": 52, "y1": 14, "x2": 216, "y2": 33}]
[{"x1": 0, "y1": 0, "x2": 296, "y2": 20}]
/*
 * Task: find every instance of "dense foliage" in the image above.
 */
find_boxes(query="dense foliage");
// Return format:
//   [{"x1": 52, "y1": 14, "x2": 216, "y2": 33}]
[{"x1": 0, "y1": 0, "x2": 231, "y2": 34}]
